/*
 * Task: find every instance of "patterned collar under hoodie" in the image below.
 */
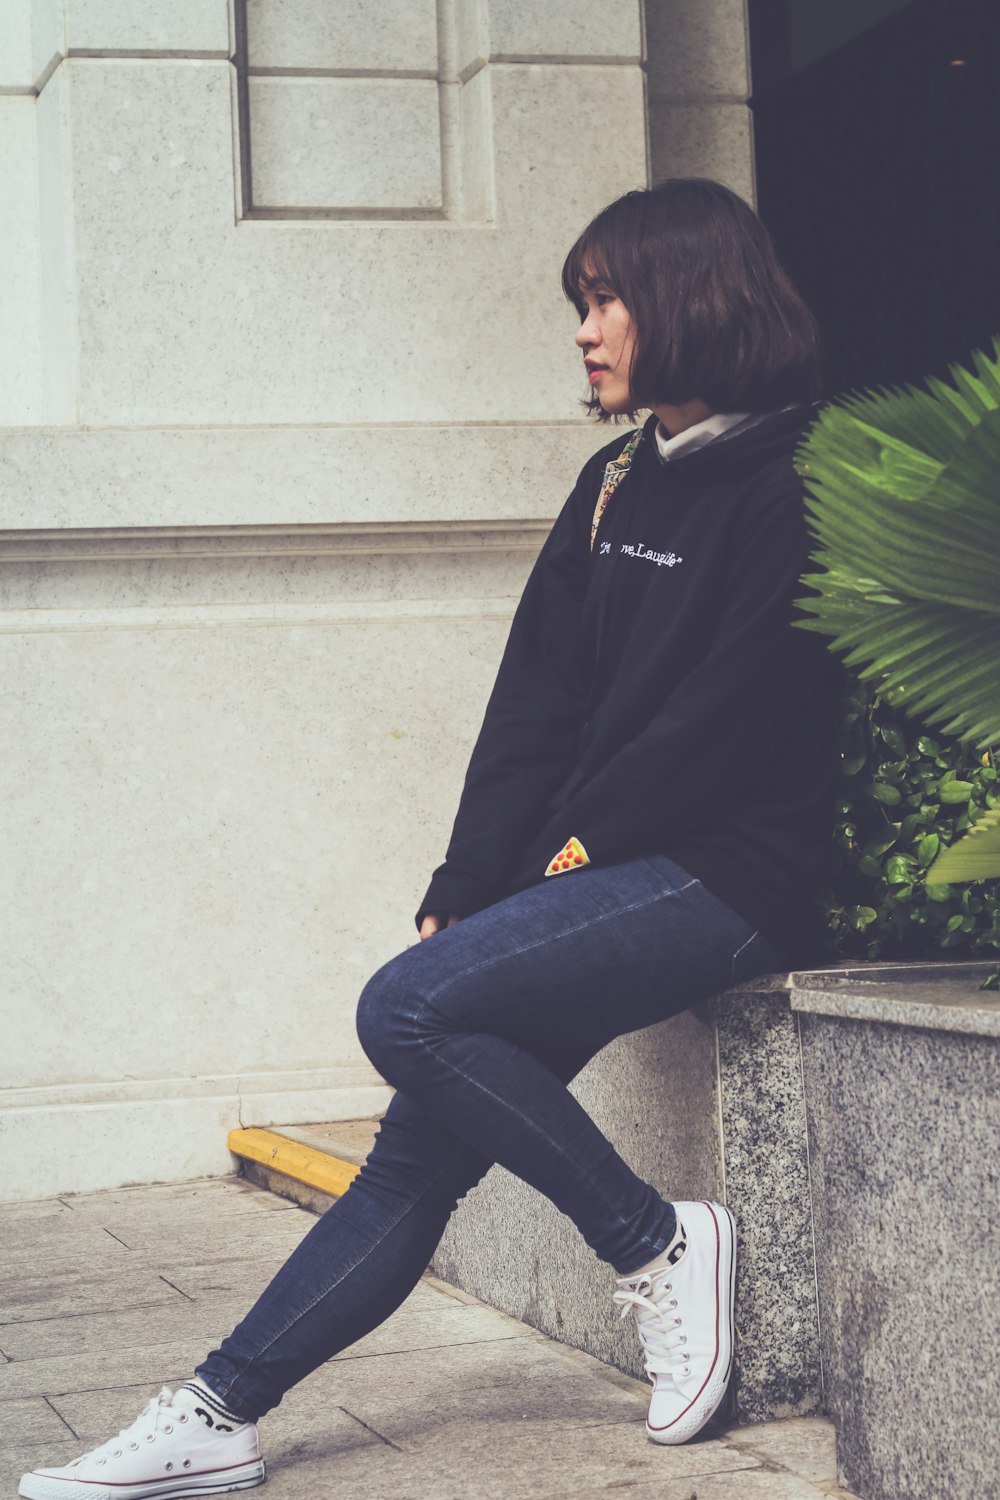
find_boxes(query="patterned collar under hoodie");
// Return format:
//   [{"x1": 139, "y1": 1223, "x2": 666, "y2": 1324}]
[{"x1": 415, "y1": 401, "x2": 848, "y2": 970}]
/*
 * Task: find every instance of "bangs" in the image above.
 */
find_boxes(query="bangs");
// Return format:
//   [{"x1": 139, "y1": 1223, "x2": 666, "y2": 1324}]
[
  {"x1": 561, "y1": 188, "x2": 650, "y2": 317},
  {"x1": 560, "y1": 228, "x2": 619, "y2": 315}
]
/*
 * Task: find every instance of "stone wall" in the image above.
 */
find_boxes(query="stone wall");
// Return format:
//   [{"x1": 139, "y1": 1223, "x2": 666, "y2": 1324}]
[
  {"x1": 0, "y1": 1, "x2": 758, "y2": 1199},
  {"x1": 0, "y1": 0, "x2": 654, "y2": 1198}
]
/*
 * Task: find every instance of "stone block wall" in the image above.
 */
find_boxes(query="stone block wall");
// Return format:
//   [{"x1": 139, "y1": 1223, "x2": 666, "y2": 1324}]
[
  {"x1": 1, "y1": 1, "x2": 761, "y2": 1198},
  {"x1": 645, "y1": 0, "x2": 755, "y2": 200},
  {"x1": 0, "y1": 0, "x2": 675, "y2": 1198}
]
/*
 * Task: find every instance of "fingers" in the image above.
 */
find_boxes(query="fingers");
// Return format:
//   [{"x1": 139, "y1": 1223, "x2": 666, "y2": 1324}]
[{"x1": 419, "y1": 913, "x2": 461, "y2": 941}]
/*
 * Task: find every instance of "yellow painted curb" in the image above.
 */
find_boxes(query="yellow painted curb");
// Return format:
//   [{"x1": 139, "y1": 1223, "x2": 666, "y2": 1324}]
[{"x1": 228, "y1": 1127, "x2": 360, "y2": 1199}]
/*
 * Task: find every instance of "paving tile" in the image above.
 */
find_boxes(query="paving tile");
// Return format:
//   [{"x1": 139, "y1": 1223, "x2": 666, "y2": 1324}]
[
  {"x1": 0, "y1": 1230, "x2": 307, "y2": 1294},
  {"x1": 89, "y1": 1210, "x2": 308, "y2": 1260},
  {"x1": 55, "y1": 1179, "x2": 288, "y2": 1221},
  {"x1": 0, "y1": 1238, "x2": 132, "y2": 1276},
  {"x1": 575, "y1": 1475, "x2": 830, "y2": 1500},
  {"x1": 2, "y1": 1186, "x2": 289, "y2": 1262},
  {"x1": 355, "y1": 1416, "x2": 761, "y2": 1493},
  {"x1": 0, "y1": 1341, "x2": 218, "y2": 1402},
  {"x1": 44, "y1": 1377, "x2": 200, "y2": 1448},
  {"x1": 0, "y1": 1305, "x2": 532, "y2": 1401},
  {"x1": 0, "y1": 1396, "x2": 74, "y2": 1448},
  {"x1": 46, "y1": 1380, "x2": 376, "y2": 1460},
  {"x1": 0, "y1": 1218, "x2": 136, "y2": 1262},
  {"x1": 725, "y1": 1414, "x2": 839, "y2": 1484},
  {"x1": 0, "y1": 1269, "x2": 529, "y2": 1380},
  {"x1": 252, "y1": 1414, "x2": 759, "y2": 1500},
  {"x1": 317, "y1": 1333, "x2": 647, "y2": 1443},
  {"x1": 0, "y1": 1200, "x2": 73, "y2": 1223},
  {"x1": 0, "y1": 1439, "x2": 80, "y2": 1494},
  {"x1": 146, "y1": 1252, "x2": 311, "y2": 1303},
  {"x1": 330, "y1": 1303, "x2": 532, "y2": 1369},
  {"x1": 155, "y1": 1238, "x2": 523, "y2": 1311},
  {"x1": 1, "y1": 1266, "x2": 188, "y2": 1325},
  {"x1": 0, "y1": 1295, "x2": 252, "y2": 1363}
]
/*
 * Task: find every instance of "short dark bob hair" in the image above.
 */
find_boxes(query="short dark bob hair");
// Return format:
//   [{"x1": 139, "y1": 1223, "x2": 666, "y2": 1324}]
[{"x1": 562, "y1": 177, "x2": 823, "y2": 420}]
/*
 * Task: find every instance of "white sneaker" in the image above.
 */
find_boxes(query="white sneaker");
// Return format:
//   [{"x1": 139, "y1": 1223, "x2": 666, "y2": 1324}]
[
  {"x1": 613, "y1": 1200, "x2": 736, "y2": 1444},
  {"x1": 18, "y1": 1383, "x2": 265, "y2": 1499}
]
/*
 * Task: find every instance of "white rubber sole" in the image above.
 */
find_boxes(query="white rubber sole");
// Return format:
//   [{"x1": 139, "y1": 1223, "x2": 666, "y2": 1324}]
[
  {"x1": 645, "y1": 1200, "x2": 736, "y2": 1445},
  {"x1": 18, "y1": 1457, "x2": 265, "y2": 1500}
]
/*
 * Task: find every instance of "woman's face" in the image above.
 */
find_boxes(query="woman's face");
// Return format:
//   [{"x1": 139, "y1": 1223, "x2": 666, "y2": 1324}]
[{"x1": 574, "y1": 284, "x2": 636, "y2": 414}]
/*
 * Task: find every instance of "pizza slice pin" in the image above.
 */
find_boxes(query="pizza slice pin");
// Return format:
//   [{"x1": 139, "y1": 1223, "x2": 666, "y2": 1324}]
[{"x1": 544, "y1": 835, "x2": 591, "y2": 877}]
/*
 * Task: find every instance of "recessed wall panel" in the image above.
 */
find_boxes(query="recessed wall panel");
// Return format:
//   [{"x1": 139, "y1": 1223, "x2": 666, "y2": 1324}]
[
  {"x1": 249, "y1": 76, "x2": 443, "y2": 211},
  {"x1": 246, "y1": 0, "x2": 438, "y2": 74},
  {"x1": 65, "y1": 0, "x2": 231, "y2": 55}
]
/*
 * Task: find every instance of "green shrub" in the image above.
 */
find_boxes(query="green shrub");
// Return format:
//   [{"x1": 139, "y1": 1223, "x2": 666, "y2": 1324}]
[{"x1": 821, "y1": 673, "x2": 1000, "y2": 961}]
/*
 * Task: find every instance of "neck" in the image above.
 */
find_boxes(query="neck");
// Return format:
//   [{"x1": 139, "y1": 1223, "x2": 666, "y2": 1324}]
[{"x1": 651, "y1": 398, "x2": 714, "y2": 438}]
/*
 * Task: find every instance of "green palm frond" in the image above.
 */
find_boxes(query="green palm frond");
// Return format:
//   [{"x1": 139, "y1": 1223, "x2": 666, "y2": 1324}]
[
  {"x1": 794, "y1": 336, "x2": 1000, "y2": 751},
  {"x1": 794, "y1": 596, "x2": 999, "y2": 744},
  {"x1": 926, "y1": 806, "x2": 1000, "y2": 884}
]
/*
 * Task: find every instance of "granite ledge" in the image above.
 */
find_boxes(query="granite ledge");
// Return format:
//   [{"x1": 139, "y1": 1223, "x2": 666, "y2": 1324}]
[{"x1": 788, "y1": 959, "x2": 1000, "y2": 1038}]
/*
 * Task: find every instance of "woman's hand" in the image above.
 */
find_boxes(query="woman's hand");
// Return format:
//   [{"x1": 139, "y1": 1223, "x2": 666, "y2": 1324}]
[{"x1": 419, "y1": 912, "x2": 461, "y2": 941}]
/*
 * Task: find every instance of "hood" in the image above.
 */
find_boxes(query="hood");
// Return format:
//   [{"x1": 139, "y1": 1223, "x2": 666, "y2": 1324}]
[{"x1": 645, "y1": 400, "x2": 825, "y2": 479}]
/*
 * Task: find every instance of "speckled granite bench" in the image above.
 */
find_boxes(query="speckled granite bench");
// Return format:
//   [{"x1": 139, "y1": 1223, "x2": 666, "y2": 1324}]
[{"x1": 791, "y1": 960, "x2": 999, "y2": 1500}]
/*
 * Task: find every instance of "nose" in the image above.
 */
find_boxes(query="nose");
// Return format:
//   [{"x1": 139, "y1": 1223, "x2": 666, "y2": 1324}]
[{"x1": 575, "y1": 313, "x2": 599, "y2": 351}]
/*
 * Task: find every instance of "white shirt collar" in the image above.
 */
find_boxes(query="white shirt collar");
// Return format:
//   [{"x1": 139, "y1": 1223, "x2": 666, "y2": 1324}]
[{"x1": 654, "y1": 410, "x2": 753, "y2": 462}]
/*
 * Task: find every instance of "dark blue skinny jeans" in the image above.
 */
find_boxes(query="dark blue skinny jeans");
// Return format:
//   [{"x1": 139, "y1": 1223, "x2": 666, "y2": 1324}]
[{"x1": 197, "y1": 854, "x2": 780, "y2": 1421}]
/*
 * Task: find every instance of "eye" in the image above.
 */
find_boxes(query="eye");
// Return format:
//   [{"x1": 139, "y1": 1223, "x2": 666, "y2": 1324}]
[{"x1": 575, "y1": 288, "x2": 617, "y2": 321}]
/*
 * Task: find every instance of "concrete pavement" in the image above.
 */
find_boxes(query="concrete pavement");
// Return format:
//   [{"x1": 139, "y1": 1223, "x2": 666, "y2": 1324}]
[{"x1": 0, "y1": 1177, "x2": 859, "y2": 1499}]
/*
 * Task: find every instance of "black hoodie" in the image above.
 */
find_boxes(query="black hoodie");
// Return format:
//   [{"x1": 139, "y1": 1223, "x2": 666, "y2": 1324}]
[{"x1": 415, "y1": 403, "x2": 847, "y2": 969}]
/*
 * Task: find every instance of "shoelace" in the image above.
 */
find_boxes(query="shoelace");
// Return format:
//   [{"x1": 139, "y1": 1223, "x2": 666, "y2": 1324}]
[
  {"x1": 71, "y1": 1386, "x2": 190, "y2": 1468},
  {"x1": 612, "y1": 1278, "x2": 690, "y2": 1379}
]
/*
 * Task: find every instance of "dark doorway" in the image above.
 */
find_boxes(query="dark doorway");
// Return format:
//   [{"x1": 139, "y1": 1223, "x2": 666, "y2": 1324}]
[{"x1": 748, "y1": 0, "x2": 1000, "y2": 402}]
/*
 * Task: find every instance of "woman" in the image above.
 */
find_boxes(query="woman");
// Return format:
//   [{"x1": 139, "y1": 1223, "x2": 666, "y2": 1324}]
[{"x1": 19, "y1": 178, "x2": 846, "y2": 1499}]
